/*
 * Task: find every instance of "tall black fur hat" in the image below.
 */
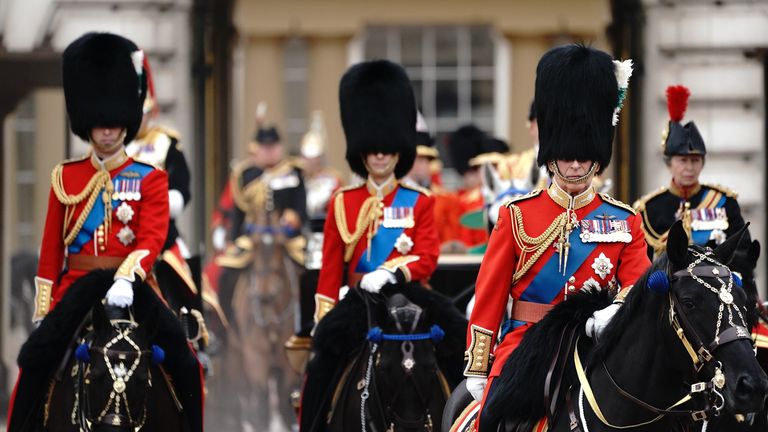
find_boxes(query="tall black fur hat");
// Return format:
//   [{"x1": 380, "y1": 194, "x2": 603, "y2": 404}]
[
  {"x1": 339, "y1": 60, "x2": 416, "y2": 178},
  {"x1": 535, "y1": 45, "x2": 618, "y2": 174},
  {"x1": 63, "y1": 32, "x2": 147, "y2": 145},
  {"x1": 447, "y1": 124, "x2": 487, "y2": 175}
]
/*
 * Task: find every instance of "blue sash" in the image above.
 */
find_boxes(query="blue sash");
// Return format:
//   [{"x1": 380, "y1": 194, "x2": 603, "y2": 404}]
[
  {"x1": 691, "y1": 195, "x2": 727, "y2": 245},
  {"x1": 68, "y1": 162, "x2": 153, "y2": 254},
  {"x1": 355, "y1": 187, "x2": 419, "y2": 273},
  {"x1": 519, "y1": 202, "x2": 630, "y2": 304}
]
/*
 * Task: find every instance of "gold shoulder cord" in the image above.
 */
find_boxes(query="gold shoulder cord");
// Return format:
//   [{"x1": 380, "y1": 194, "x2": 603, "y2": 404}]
[
  {"x1": 333, "y1": 193, "x2": 382, "y2": 262},
  {"x1": 51, "y1": 164, "x2": 114, "y2": 247},
  {"x1": 509, "y1": 204, "x2": 567, "y2": 283}
]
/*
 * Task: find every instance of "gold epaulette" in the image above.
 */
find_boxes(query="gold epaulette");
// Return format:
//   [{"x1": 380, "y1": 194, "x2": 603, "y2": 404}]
[
  {"x1": 332, "y1": 182, "x2": 364, "y2": 198},
  {"x1": 57, "y1": 154, "x2": 89, "y2": 167},
  {"x1": 504, "y1": 188, "x2": 542, "y2": 208},
  {"x1": 129, "y1": 158, "x2": 162, "y2": 171},
  {"x1": 599, "y1": 192, "x2": 637, "y2": 215},
  {"x1": 633, "y1": 186, "x2": 668, "y2": 212},
  {"x1": 399, "y1": 180, "x2": 432, "y2": 197},
  {"x1": 151, "y1": 125, "x2": 181, "y2": 141},
  {"x1": 702, "y1": 183, "x2": 738, "y2": 199}
]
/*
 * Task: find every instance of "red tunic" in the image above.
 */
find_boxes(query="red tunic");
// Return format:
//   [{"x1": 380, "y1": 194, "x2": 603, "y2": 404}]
[
  {"x1": 466, "y1": 183, "x2": 650, "y2": 380},
  {"x1": 314, "y1": 177, "x2": 440, "y2": 320},
  {"x1": 34, "y1": 151, "x2": 169, "y2": 319}
]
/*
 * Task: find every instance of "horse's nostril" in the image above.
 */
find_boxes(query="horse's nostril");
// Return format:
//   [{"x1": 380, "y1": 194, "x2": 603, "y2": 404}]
[{"x1": 736, "y1": 375, "x2": 768, "y2": 399}]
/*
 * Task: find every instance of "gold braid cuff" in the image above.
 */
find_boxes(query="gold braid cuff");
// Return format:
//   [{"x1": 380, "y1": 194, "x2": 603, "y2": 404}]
[
  {"x1": 33, "y1": 277, "x2": 54, "y2": 322},
  {"x1": 52, "y1": 164, "x2": 114, "y2": 247},
  {"x1": 115, "y1": 250, "x2": 150, "y2": 282},
  {"x1": 614, "y1": 285, "x2": 633, "y2": 304},
  {"x1": 380, "y1": 255, "x2": 420, "y2": 282},
  {"x1": 464, "y1": 325, "x2": 494, "y2": 377},
  {"x1": 314, "y1": 293, "x2": 336, "y2": 323},
  {"x1": 509, "y1": 204, "x2": 567, "y2": 283},
  {"x1": 333, "y1": 193, "x2": 382, "y2": 263}
]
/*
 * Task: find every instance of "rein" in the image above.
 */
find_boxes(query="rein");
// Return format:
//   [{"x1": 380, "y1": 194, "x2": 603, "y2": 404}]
[{"x1": 572, "y1": 249, "x2": 754, "y2": 430}]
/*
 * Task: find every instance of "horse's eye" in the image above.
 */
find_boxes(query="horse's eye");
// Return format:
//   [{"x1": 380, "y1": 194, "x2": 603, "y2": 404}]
[{"x1": 681, "y1": 299, "x2": 696, "y2": 310}]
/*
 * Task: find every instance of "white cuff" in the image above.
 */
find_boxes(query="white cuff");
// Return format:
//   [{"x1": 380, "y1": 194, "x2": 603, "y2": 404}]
[{"x1": 169, "y1": 189, "x2": 185, "y2": 218}]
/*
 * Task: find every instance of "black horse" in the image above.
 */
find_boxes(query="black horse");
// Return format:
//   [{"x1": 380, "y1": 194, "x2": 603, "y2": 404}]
[
  {"x1": 445, "y1": 221, "x2": 768, "y2": 431},
  {"x1": 302, "y1": 283, "x2": 467, "y2": 432},
  {"x1": 710, "y1": 237, "x2": 768, "y2": 431},
  {"x1": 8, "y1": 269, "x2": 203, "y2": 432}
]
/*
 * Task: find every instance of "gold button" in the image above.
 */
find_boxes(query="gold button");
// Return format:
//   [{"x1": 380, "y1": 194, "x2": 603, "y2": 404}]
[
  {"x1": 568, "y1": 276, "x2": 576, "y2": 283},
  {"x1": 568, "y1": 285, "x2": 576, "y2": 292},
  {"x1": 477, "y1": 349, "x2": 484, "y2": 354},
  {"x1": 479, "y1": 335, "x2": 487, "y2": 341},
  {"x1": 478, "y1": 342, "x2": 486, "y2": 348}
]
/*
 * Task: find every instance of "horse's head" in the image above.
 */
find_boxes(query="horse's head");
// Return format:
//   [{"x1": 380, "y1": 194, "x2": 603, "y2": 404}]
[
  {"x1": 77, "y1": 304, "x2": 156, "y2": 431},
  {"x1": 665, "y1": 221, "x2": 768, "y2": 417}
]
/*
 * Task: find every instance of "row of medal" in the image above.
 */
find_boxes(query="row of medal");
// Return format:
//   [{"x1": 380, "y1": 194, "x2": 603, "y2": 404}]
[{"x1": 112, "y1": 179, "x2": 142, "y2": 202}]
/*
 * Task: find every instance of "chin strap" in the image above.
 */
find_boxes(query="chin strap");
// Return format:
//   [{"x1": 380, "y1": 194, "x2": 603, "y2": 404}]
[{"x1": 548, "y1": 161, "x2": 598, "y2": 185}]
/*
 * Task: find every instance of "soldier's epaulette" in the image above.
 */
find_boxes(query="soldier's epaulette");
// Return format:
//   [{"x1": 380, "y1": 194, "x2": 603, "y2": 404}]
[
  {"x1": 130, "y1": 158, "x2": 162, "y2": 171},
  {"x1": 599, "y1": 192, "x2": 637, "y2": 215},
  {"x1": 702, "y1": 183, "x2": 738, "y2": 199},
  {"x1": 504, "y1": 188, "x2": 543, "y2": 208},
  {"x1": 399, "y1": 181, "x2": 432, "y2": 197},
  {"x1": 151, "y1": 125, "x2": 181, "y2": 141},
  {"x1": 332, "y1": 182, "x2": 365, "y2": 198},
  {"x1": 632, "y1": 186, "x2": 668, "y2": 212},
  {"x1": 58, "y1": 154, "x2": 90, "y2": 166}
]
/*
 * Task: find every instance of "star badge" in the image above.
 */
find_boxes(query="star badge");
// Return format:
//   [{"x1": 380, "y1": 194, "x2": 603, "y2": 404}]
[
  {"x1": 117, "y1": 226, "x2": 136, "y2": 246},
  {"x1": 395, "y1": 233, "x2": 414, "y2": 255},
  {"x1": 115, "y1": 202, "x2": 135, "y2": 224},
  {"x1": 591, "y1": 253, "x2": 613, "y2": 280}
]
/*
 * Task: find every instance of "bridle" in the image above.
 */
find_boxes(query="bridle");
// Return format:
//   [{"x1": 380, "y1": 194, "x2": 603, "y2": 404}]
[
  {"x1": 73, "y1": 320, "x2": 155, "y2": 431},
  {"x1": 574, "y1": 248, "x2": 755, "y2": 430}
]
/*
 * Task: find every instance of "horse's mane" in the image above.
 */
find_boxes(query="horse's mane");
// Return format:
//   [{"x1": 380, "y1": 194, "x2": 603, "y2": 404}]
[{"x1": 591, "y1": 253, "x2": 671, "y2": 360}]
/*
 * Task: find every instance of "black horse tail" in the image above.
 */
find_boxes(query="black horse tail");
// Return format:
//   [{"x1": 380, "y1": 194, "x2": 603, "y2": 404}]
[{"x1": 482, "y1": 289, "x2": 612, "y2": 432}]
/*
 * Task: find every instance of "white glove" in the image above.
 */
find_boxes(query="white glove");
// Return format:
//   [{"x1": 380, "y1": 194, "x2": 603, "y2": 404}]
[
  {"x1": 168, "y1": 189, "x2": 185, "y2": 218},
  {"x1": 106, "y1": 278, "x2": 134, "y2": 308},
  {"x1": 466, "y1": 377, "x2": 488, "y2": 401},
  {"x1": 585, "y1": 303, "x2": 621, "y2": 339},
  {"x1": 212, "y1": 226, "x2": 227, "y2": 251},
  {"x1": 359, "y1": 269, "x2": 396, "y2": 293}
]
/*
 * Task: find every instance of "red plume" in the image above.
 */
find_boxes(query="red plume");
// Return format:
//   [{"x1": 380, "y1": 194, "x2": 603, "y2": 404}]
[{"x1": 666, "y1": 85, "x2": 690, "y2": 122}]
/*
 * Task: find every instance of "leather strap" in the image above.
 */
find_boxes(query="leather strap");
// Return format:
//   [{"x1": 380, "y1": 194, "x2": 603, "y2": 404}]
[
  {"x1": 68, "y1": 255, "x2": 125, "y2": 271},
  {"x1": 511, "y1": 300, "x2": 554, "y2": 323}
]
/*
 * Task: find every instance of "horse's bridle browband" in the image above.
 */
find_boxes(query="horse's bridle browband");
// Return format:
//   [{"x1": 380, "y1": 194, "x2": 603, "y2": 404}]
[{"x1": 575, "y1": 249, "x2": 755, "y2": 429}]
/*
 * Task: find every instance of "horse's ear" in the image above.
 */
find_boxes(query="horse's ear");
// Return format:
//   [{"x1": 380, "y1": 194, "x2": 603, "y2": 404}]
[
  {"x1": 749, "y1": 240, "x2": 761, "y2": 266},
  {"x1": 714, "y1": 223, "x2": 750, "y2": 265},
  {"x1": 667, "y1": 221, "x2": 689, "y2": 268}
]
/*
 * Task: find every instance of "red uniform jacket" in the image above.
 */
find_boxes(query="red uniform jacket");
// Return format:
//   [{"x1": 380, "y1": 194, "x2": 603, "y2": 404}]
[
  {"x1": 465, "y1": 182, "x2": 650, "y2": 379},
  {"x1": 314, "y1": 176, "x2": 440, "y2": 321},
  {"x1": 34, "y1": 151, "x2": 169, "y2": 320}
]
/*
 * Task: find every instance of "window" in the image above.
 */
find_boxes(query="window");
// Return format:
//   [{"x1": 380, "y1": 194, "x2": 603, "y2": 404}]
[
  {"x1": 361, "y1": 25, "x2": 497, "y2": 163},
  {"x1": 283, "y1": 37, "x2": 308, "y2": 153},
  {"x1": 14, "y1": 96, "x2": 36, "y2": 249}
]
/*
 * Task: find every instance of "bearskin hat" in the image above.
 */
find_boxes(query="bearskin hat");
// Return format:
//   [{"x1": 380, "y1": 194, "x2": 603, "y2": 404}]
[
  {"x1": 63, "y1": 32, "x2": 147, "y2": 145},
  {"x1": 535, "y1": 45, "x2": 618, "y2": 174},
  {"x1": 339, "y1": 60, "x2": 416, "y2": 178},
  {"x1": 663, "y1": 85, "x2": 706, "y2": 156},
  {"x1": 447, "y1": 124, "x2": 487, "y2": 175}
]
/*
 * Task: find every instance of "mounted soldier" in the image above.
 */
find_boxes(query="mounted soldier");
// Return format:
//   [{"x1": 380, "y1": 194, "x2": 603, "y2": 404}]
[
  {"x1": 634, "y1": 85, "x2": 749, "y2": 258},
  {"x1": 462, "y1": 44, "x2": 651, "y2": 430},
  {"x1": 8, "y1": 31, "x2": 203, "y2": 432}
]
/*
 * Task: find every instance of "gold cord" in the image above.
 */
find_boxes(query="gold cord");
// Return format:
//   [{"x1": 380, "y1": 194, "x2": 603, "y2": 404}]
[
  {"x1": 510, "y1": 204, "x2": 568, "y2": 283},
  {"x1": 334, "y1": 193, "x2": 382, "y2": 262},
  {"x1": 51, "y1": 164, "x2": 114, "y2": 246}
]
